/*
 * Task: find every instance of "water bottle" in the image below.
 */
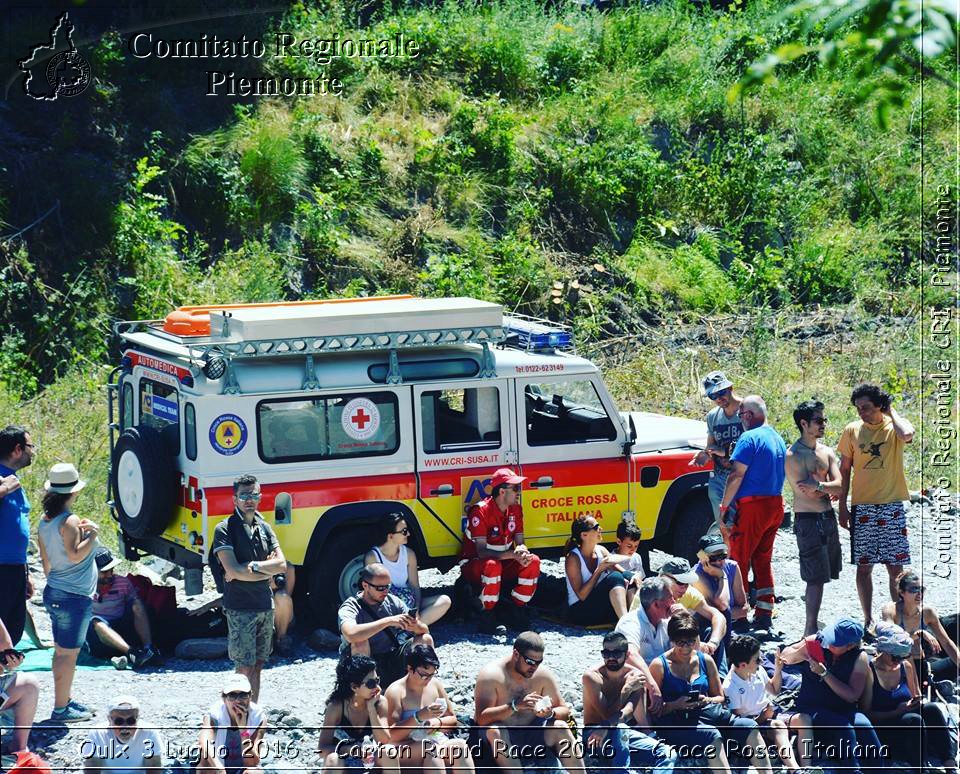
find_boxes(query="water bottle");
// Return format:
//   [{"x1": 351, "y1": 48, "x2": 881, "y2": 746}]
[{"x1": 361, "y1": 735, "x2": 376, "y2": 770}]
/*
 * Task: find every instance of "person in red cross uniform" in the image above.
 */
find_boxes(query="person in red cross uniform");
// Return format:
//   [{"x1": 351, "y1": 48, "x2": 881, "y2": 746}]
[{"x1": 460, "y1": 468, "x2": 541, "y2": 635}]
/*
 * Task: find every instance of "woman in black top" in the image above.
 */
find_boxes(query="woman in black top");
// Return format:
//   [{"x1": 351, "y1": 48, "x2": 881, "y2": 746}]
[{"x1": 319, "y1": 654, "x2": 400, "y2": 772}]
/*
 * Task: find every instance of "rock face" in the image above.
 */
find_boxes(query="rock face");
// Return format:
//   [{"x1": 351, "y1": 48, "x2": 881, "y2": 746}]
[
  {"x1": 174, "y1": 638, "x2": 229, "y2": 659},
  {"x1": 308, "y1": 628, "x2": 341, "y2": 652}
]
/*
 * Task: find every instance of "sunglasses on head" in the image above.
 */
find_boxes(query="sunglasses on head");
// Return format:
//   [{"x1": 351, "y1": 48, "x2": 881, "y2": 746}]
[
  {"x1": 601, "y1": 648, "x2": 627, "y2": 659},
  {"x1": 364, "y1": 677, "x2": 381, "y2": 689},
  {"x1": 111, "y1": 715, "x2": 138, "y2": 726},
  {"x1": 364, "y1": 580, "x2": 391, "y2": 592},
  {"x1": 393, "y1": 528, "x2": 410, "y2": 536},
  {"x1": 225, "y1": 691, "x2": 250, "y2": 701},
  {"x1": 520, "y1": 654, "x2": 543, "y2": 667}
]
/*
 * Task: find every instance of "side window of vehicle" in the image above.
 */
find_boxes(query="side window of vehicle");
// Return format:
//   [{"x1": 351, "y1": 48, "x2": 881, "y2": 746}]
[
  {"x1": 121, "y1": 382, "x2": 134, "y2": 429},
  {"x1": 139, "y1": 378, "x2": 181, "y2": 455},
  {"x1": 523, "y1": 378, "x2": 616, "y2": 446},
  {"x1": 258, "y1": 392, "x2": 399, "y2": 462},
  {"x1": 420, "y1": 387, "x2": 501, "y2": 454},
  {"x1": 184, "y1": 403, "x2": 197, "y2": 461}
]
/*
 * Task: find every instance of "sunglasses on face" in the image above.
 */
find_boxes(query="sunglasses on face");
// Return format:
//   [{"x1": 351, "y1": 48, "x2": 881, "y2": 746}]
[
  {"x1": 225, "y1": 691, "x2": 251, "y2": 701},
  {"x1": 520, "y1": 654, "x2": 543, "y2": 667},
  {"x1": 364, "y1": 581, "x2": 391, "y2": 592},
  {"x1": 710, "y1": 389, "x2": 730, "y2": 400},
  {"x1": 906, "y1": 585, "x2": 925, "y2": 594},
  {"x1": 236, "y1": 492, "x2": 261, "y2": 501},
  {"x1": 414, "y1": 669, "x2": 437, "y2": 679},
  {"x1": 509, "y1": 485, "x2": 522, "y2": 493},
  {"x1": 736, "y1": 409, "x2": 753, "y2": 417},
  {"x1": 111, "y1": 715, "x2": 138, "y2": 726},
  {"x1": 601, "y1": 649, "x2": 628, "y2": 659},
  {"x1": 364, "y1": 678, "x2": 381, "y2": 689},
  {"x1": 393, "y1": 528, "x2": 410, "y2": 536},
  {"x1": 708, "y1": 554, "x2": 728, "y2": 563},
  {"x1": 583, "y1": 523, "x2": 601, "y2": 532},
  {"x1": 809, "y1": 417, "x2": 827, "y2": 425},
  {"x1": 674, "y1": 638, "x2": 698, "y2": 647}
]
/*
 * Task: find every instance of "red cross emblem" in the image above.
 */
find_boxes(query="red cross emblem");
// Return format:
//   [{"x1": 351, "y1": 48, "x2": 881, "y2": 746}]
[{"x1": 351, "y1": 408, "x2": 371, "y2": 429}]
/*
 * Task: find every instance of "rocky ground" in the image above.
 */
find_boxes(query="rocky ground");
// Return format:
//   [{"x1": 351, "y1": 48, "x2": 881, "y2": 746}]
[{"x1": 11, "y1": 496, "x2": 959, "y2": 773}]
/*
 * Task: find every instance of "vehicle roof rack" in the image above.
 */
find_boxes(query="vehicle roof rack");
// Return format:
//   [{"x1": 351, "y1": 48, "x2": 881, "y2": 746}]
[{"x1": 114, "y1": 296, "x2": 507, "y2": 391}]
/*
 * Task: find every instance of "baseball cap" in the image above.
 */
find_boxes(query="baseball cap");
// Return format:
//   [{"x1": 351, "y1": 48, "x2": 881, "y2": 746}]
[
  {"x1": 107, "y1": 695, "x2": 140, "y2": 713},
  {"x1": 698, "y1": 533, "x2": 727, "y2": 556},
  {"x1": 95, "y1": 547, "x2": 120, "y2": 572},
  {"x1": 702, "y1": 371, "x2": 733, "y2": 398},
  {"x1": 659, "y1": 557, "x2": 699, "y2": 584},
  {"x1": 490, "y1": 468, "x2": 527, "y2": 489},
  {"x1": 821, "y1": 617, "x2": 864, "y2": 648},
  {"x1": 222, "y1": 673, "x2": 252, "y2": 695}
]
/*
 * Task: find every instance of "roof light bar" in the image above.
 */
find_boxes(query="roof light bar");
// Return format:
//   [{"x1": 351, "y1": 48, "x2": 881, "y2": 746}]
[{"x1": 503, "y1": 314, "x2": 573, "y2": 352}]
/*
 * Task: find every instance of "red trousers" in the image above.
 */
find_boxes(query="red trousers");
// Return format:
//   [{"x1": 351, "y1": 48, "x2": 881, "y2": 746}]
[
  {"x1": 461, "y1": 554, "x2": 541, "y2": 610},
  {"x1": 729, "y1": 495, "x2": 783, "y2": 614}
]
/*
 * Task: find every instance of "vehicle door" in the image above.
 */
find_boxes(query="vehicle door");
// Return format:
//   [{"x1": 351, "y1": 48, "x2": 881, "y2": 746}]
[
  {"x1": 413, "y1": 381, "x2": 513, "y2": 557},
  {"x1": 513, "y1": 374, "x2": 629, "y2": 552}
]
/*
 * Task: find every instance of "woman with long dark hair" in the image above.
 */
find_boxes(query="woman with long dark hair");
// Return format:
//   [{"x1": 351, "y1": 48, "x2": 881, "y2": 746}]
[
  {"x1": 318, "y1": 654, "x2": 400, "y2": 772},
  {"x1": 649, "y1": 612, "x2": 765, "y2": 774},
  {"x1": 365, "y1": 513, "x2": 450, "y2": 626},
  {"x1": 564, "y1": 515, "x2": 633, "y2": 624},
  {"x1": 881, "y1": 570, "x2": 958, "y2": 686},
  {"x1": 37, "y1": 463, "x2": 98, "y2": 723}
]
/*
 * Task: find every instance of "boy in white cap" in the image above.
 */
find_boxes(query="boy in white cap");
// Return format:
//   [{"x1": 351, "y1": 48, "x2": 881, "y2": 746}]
[{"x1": 82, "y1": 695, "x2": 163, "y2": 774}]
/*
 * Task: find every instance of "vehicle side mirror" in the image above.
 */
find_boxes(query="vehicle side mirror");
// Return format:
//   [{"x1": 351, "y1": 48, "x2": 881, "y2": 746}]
[
  {"x1": 623, "y1": 414, "x2": 637, "y2": 455},
  {"x1": 274, "y1": 492, "x2": 292, "y2": 525}
]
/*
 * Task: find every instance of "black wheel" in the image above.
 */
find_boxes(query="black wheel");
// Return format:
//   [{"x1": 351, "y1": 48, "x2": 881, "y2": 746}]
[
  {"x1": 307, "y1": 531, "x2": 367, "y2": 628},
  {"x1": 668, "y1": 490, "x2": 714, "y2": 562},
  {"x1": 111, "y1": 426, "x2": 178, "y2": 538}
]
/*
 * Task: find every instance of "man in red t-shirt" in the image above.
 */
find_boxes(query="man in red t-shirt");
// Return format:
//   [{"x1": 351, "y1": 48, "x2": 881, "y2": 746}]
[{"x1": 460, "y1": 468, "x2": 541, "y2": 634}]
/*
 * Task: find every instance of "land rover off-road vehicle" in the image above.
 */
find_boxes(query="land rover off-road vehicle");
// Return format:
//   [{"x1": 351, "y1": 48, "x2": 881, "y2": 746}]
[{"x1": 108, "y1": 295, "x2": 713, "y2": 623}]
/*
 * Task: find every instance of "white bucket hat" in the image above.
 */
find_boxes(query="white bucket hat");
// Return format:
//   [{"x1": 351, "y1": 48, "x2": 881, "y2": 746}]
[{"x1": 43, "y1": 462, "x2": 87, "y2": 494}]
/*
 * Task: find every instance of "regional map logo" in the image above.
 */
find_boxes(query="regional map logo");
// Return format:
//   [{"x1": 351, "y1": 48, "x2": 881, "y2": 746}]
[{"x1": 18, "y1": 12, "x2": 91, "y2": 101}]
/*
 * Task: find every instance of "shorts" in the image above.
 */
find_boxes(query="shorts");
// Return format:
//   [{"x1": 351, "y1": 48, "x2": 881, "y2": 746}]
[
  {"x1": 850, "y1": 503, "x2": 911, "y2": 566},
  {"x1": 502, "y1": 716, "x2": 551, "y2": 756},
  {"x1": 0, "y1": 565, "x2": 27, "y2": 647},
  {"x1": 794, "y1": 510, "x2": 842, "y2": 583},
  {"x1": 43, "y1": 585, "x2": 93, "y2": 650},
  {"x1": 225, "y1": 609, "x2": 274, "y2": 666},
  {"x1": 86, "y1": 608, "x2": 139, "y2": 658}
]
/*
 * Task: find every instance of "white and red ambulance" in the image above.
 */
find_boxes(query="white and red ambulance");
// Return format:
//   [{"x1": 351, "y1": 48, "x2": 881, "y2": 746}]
[{"x1": 108, "y1": 295, "x2": 712, "y2": 621}]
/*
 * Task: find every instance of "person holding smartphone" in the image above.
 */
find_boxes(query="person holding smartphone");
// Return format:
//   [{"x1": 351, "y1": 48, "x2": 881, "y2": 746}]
[
  {"x1": 385, "y1": 644, "x2": 473, "y2": 772},
  {"x1": 648, "y1": 613, "x2": 767, "y2": 774},
  {"x1": 861, "y1": 622, "x2": 957, "y2": 774}
]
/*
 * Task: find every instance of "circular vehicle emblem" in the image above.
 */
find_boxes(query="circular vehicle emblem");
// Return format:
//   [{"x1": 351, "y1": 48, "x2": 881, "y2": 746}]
[
  {"x1": 210, "y1": 413, "x2": 248, "y2": 456},
  {"x1": 341, "y1": 397, "x2": 380, "y2": 441}
]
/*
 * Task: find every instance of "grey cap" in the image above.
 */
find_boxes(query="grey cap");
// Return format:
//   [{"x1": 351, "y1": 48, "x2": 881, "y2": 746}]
[
  {"x1": 659, "y1": 557, "x2": 699, "y2": 584},
  {"x1": 702, "y1": 371, "x2": 733, "y2": 398}
]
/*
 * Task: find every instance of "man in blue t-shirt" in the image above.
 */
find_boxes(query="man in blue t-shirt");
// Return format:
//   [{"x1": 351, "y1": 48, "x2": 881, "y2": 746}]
[
  {"x1": 0, "y1": 425, "x2": 37, "y2": 648},
  {"x1": 717, "y1": 396, "x2": 786, "y2": 631}
]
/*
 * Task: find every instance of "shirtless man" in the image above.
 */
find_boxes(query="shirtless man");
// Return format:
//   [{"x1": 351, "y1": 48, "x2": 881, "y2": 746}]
[
  {"x1": 582, "y1": 632, "x2": 676, "y2": 774},
  {"x1": 385, "y1": 644, "x2": 474, "y2": 773},
  {"x1": 785, "y1": 400, "x2": 843, "y2": 636},
  {"x1": 474, "y1": 631, "x2": 585, "y2": 774}
]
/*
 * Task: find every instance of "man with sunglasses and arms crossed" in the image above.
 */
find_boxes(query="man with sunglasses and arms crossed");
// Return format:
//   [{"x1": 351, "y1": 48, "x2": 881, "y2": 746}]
[
  {"x1": 582, "y1": 632, "x2": 677, "y2": 774},
  {"x1": 82, "y1": 695, "x2": 162, "y2": 774},
  {"x1": 690, "y1": 372, "x2": 744, "y2": 524},
  {"x1": 339, "y1": 563, "x2": 433, "y2": 686},
  {"x1": 475, "y1": 631, "x2": 585, "y2": 774},
  {"x1": 461, "y1": 468, "x2": 541, "y2": 635},
  {"x1": 785, "y1": 400, "x2": 844, "y2": 636},
  {"x1": 212, "y1": 474, "x2": 287, "y2": 702}
]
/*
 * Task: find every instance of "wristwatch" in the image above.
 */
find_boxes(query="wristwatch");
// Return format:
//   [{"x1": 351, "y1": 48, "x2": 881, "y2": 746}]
[
  {"x1": 251, "y1": 561, "x2": 261, "y2": 574},
  {"x1": 510, "y1": 699, "x2": 519, "y2": 713}
]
